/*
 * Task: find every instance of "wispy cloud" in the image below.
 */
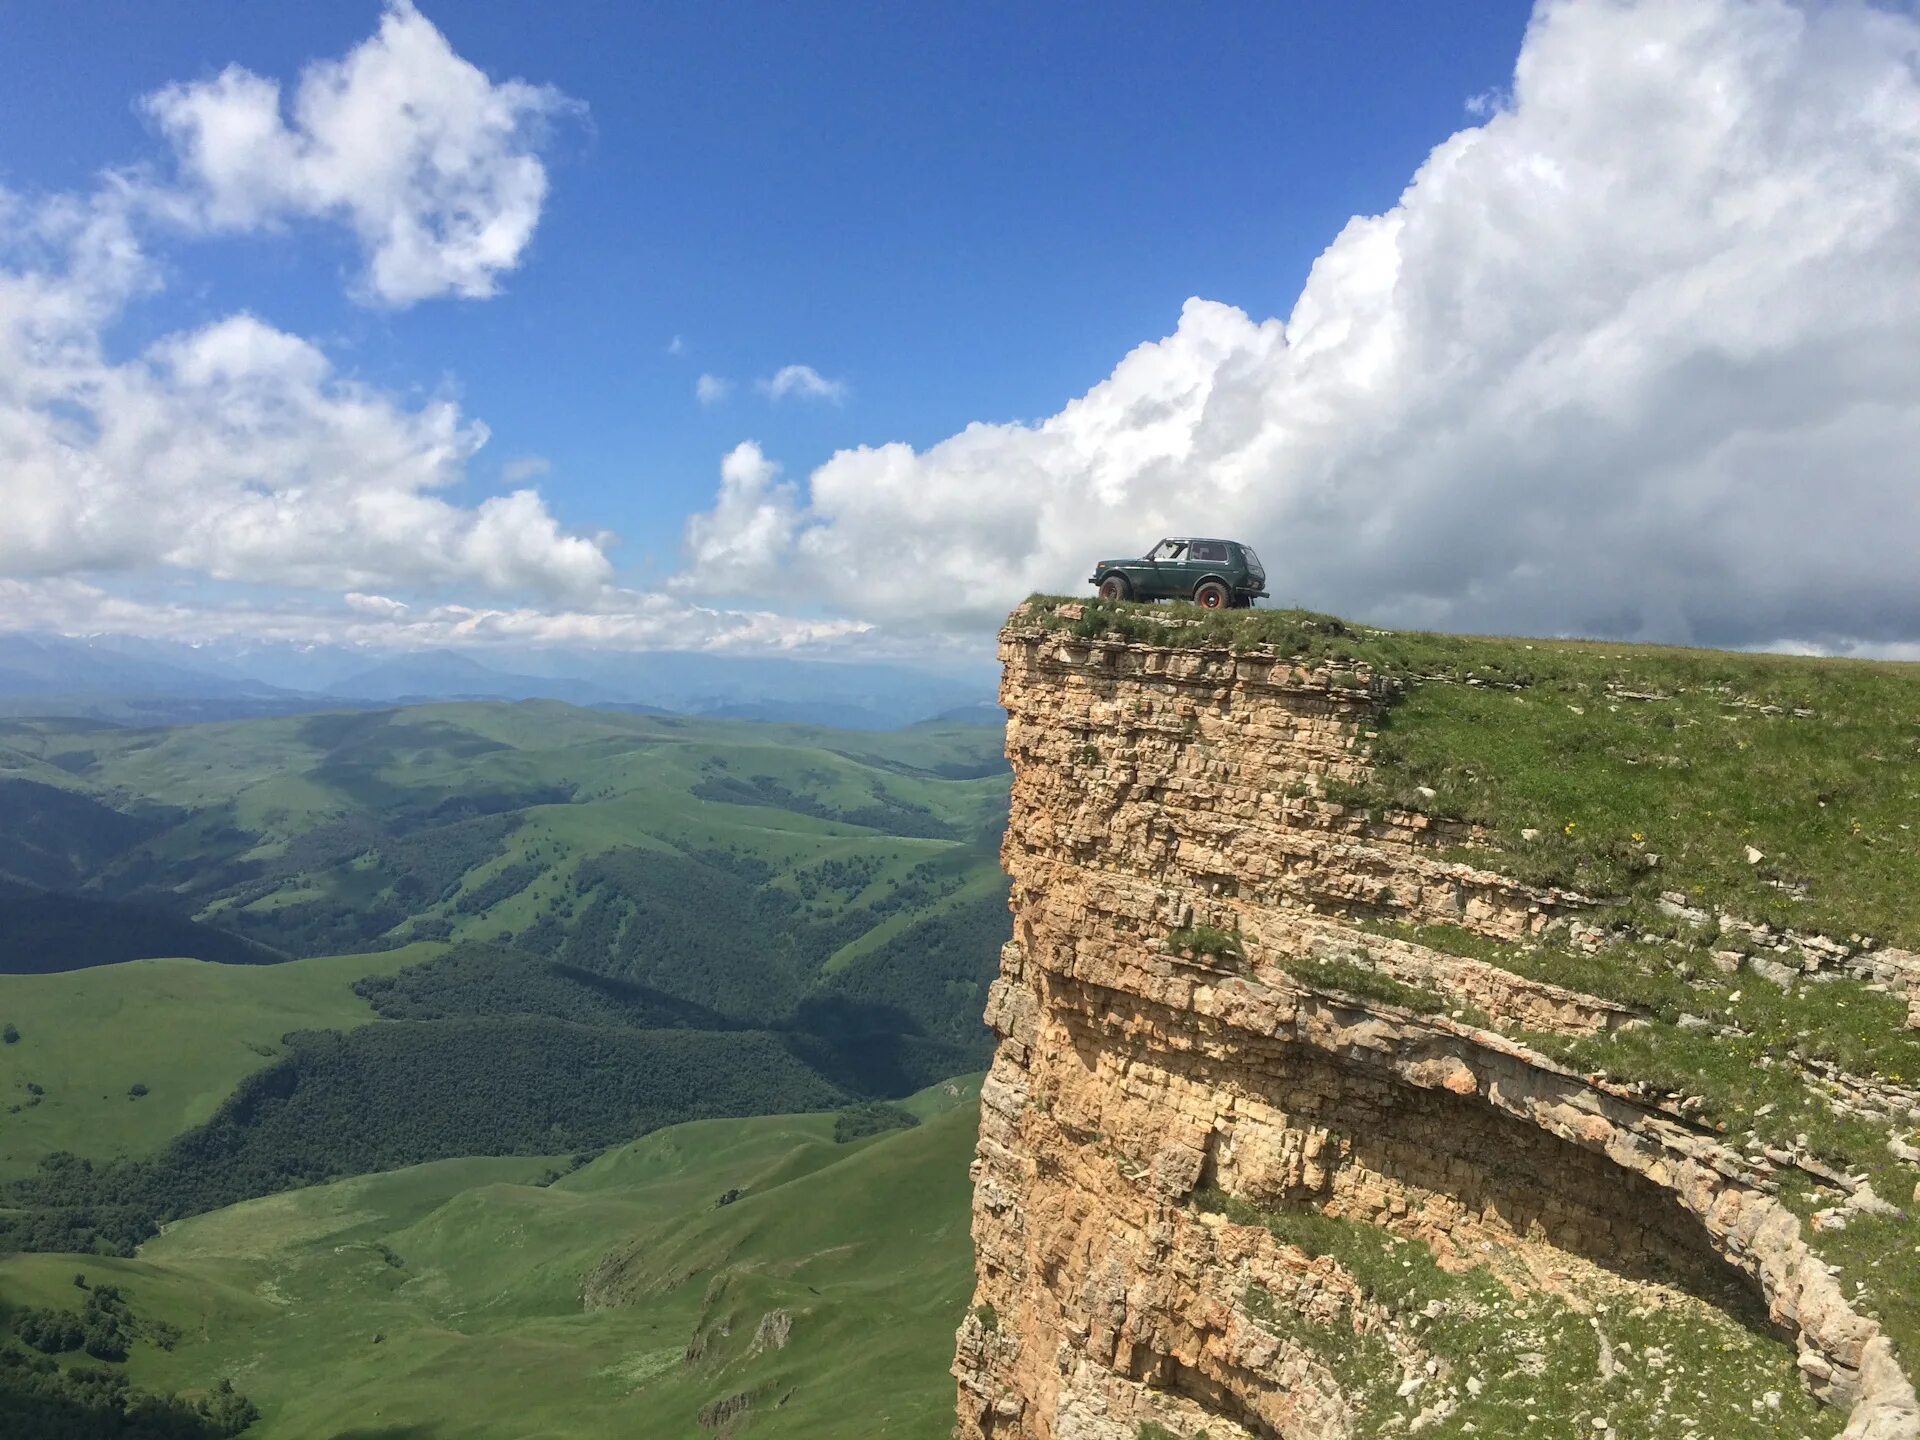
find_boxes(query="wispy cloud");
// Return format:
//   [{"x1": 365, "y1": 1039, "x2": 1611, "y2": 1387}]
[
  {"x1": 758, "y1": 363, "x2": 848, "y2": 404},
  {"x1": 695, "y1": 373, "x2": 732, "y2": 406},
  {"x1": 0, "y1": 578, "x2": 872, "y2": 655},
  {"x1": 501, "y1": 455, "x2": 551, "y2": 484}
]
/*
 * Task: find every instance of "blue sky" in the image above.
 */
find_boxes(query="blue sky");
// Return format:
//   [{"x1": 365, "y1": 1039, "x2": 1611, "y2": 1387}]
[
  {"x1": 2, "y1": 1, "x2": 1917, "y2": 659},
  {"x1": 0, "y1": 1, "x2": 1530, "y2": 567}
]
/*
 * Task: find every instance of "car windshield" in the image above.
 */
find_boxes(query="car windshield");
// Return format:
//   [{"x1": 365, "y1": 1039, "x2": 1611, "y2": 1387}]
[{"x1": 1148, "y1": 539, "x2": 1187, "y2": 561}]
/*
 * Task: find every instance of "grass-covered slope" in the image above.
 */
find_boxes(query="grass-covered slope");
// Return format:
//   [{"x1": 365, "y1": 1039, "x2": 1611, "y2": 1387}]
[
  {"x1": 1033, "y1": 597, "x2": 1919, "y2": 946},
  {"x1": 0, "y1": 947, "x2": 431, "y2": 1183},
  {"x1": 0, "y1": 1081, "x2": 982, "y2": 1439}
]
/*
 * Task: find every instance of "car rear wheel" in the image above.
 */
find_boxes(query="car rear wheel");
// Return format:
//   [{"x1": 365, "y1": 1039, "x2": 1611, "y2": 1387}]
[
  {"x1": 1098, "y1": 575, "x2": 1132, "y2": 602},
  {"x1": 1194, "y1": 579, "x2": 1229, "y2": 610}
]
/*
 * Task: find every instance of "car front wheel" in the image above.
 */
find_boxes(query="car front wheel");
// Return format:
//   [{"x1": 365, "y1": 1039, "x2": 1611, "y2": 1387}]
[
  {"x1": 1098, "y1": 575, "x2": 1132, "y2": 602},
  {"x1": 1194, "y1": 580, "x2": 1229, "y2": 610}
]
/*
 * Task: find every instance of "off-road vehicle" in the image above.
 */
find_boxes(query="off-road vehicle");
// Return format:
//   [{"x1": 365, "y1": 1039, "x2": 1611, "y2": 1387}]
[{"x1": 1088, "y1": 538, "x2": 1267, "y2": 609}]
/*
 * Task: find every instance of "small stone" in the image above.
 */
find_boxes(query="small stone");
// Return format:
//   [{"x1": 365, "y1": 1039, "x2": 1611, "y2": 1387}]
[
  {"x1": 1844, "y1": 1181, "x2": 1900, "y2": 1216},
  {"x1": 1745, "y1": 845, "x2": 1765, "y2": 865},
  {"x1": 1797, "y1": 1351, "x2": 1834, "y2": 1382}
]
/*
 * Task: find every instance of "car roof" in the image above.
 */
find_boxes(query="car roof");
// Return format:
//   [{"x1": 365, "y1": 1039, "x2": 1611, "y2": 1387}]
[{"x1": 1168, "y1": 536, "x2": 1236, "y2": 546}]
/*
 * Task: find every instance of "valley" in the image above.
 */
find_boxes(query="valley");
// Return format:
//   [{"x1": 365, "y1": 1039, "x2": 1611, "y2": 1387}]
[
  {"x1": 2, "y1": 1080, "x2": 980, "y2": 1438},
  {"x1": 0, "y1": 700, "x2": 1007, "y2": 1433}
]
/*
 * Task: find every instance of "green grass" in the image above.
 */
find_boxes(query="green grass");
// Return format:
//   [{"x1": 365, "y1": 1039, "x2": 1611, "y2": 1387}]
[
  {"x1": 0, "y1": 945, "x2": 432, "y2": 1181},
  {"x1": 1347, "y1": 917, "x2": 1920, "y2": 1393},
  {"x1": 1279, "y1": 952, "x2": 1450, "y2": 1014},
  {"x1": 1024, "y1": 597, "x2": 1920, "y2": 948},
  {"x1": 0, "y1": 1080, "x2": 983, "y2": 1439},
  {"x1": 1167, "y1": 924, "x2": 1243, "y2": 962},
  {"x1": 1193, "y1": 1189, "x2": 1833, "y2": 1439}
]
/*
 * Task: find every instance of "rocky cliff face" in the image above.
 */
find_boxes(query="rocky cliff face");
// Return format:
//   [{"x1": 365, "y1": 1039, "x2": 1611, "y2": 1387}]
[{"x1": 954, "y1": 606, "x2": 1919, "y2": 1440}]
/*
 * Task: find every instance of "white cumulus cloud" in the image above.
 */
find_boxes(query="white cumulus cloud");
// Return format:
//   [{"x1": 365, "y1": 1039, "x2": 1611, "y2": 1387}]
[
  {"x1": 0, "y1": 8, "x2": 611, "y2": 612},
  {"x1": 144, "y1": 0, "x2": 575, "y2": 306},
  {"x1": 0, "y1": 247, "x2": 614, "y2": 598},
  {"x1": 684, "y1": 0, "x2": 1920, "y2": 654},
  {"x1": 759, "y1": 364, "x2": 848, "y2": 404}
]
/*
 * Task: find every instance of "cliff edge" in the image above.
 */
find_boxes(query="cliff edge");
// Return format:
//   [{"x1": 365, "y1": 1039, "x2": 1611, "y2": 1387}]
[{"x1": 956, "y1": 600, "x2": 1920, "y2": 1440}]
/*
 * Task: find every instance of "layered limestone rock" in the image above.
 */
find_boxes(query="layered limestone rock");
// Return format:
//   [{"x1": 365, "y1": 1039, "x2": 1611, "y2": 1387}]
[{"x1": 955, "y1": 607, "x2": 1919, "y2": 1440}]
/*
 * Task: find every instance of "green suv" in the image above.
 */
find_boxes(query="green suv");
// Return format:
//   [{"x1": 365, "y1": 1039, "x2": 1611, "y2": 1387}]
[{"x1": 1089, "y1": 538, "x2": 1268, "y2": 609}]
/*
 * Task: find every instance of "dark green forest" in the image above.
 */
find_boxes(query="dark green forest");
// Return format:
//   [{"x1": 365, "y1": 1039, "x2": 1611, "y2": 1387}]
[
  {"x1": 1, "y1": 1020, "x2": 848, "y2": 1255},
  {"x1": 0, "y1": 894, "x2": 284, "y2": 975},
  {"x1": 1, "y1": 1281, "x2": 257, "y2": 1439}
]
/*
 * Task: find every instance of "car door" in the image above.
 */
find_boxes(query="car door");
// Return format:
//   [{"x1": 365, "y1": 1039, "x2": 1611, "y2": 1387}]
[{"x1": 1143, "y1": 539, "x2": 1188, "y2": 599}]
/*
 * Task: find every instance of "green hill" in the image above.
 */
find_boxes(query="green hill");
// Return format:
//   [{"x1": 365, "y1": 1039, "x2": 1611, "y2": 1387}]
[
  {"x1": 0, "y1": 1081, "x2": 982, "y2": 1439},
  {"x1": 0, "y1": 703, "x2": 1010, "y2": 1256},
  {"x1": 0, "y1": 947, "x2": 431, "y2": 1184}
]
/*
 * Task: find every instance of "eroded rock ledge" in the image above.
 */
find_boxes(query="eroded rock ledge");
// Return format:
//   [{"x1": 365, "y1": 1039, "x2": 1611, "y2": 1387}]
[{"x1": 954, "y1": 609, "x2": 1919, "y2": 1440}]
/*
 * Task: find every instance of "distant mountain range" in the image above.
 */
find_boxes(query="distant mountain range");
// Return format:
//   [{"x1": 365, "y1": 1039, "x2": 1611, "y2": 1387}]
[{"x1": 0, "y1": 633, "x2": 998, "y2": 731}]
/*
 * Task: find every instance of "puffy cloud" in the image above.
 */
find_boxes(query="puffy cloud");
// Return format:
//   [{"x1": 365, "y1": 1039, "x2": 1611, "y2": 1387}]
[
  {"x1": 685, "y1": 0, "x2": 1920, "y2": 654},
  {"x1": 344, "y1": 592, "x2": 410, "y2": 618},
  {"x1": 0, "y1": 244, "x2": 614, "y2": 597},
  {"x1": 759, "y1": 364, "x2": 848, "y2": 404},
  {"x1": 144, "y1": 0, "x2": 573, "y2": 306},
  {"x1": 683, "y1": 443, "x2": 801, "y2": 579},
  {"x1": 696, "y1": 373, "x2": 732, "y2": 406},
  {"x1": 0, "y1": 8, "x2": 611, "y2": 613}
]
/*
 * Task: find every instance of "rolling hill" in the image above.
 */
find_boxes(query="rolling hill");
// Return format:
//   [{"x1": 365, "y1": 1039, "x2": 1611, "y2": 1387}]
[
  {"x1": 0, "y1": 1080, "x2": 982, "y2": 1438},
  {"x1": 0, "y1": 701, "x2": 1010, "y2": 1254}
]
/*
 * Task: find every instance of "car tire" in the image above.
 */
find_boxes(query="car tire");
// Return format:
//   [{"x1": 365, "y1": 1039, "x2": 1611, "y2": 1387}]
[
  {"x1": 1098, "y1": 575, "x2": 1132, "y2": 602},
  {"x1": 1194, "y1": 579, "x2": 1229, "y2": 610}
]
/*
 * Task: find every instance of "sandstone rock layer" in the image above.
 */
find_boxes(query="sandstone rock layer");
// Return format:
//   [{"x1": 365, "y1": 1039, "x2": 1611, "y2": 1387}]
[{"x1": 954, "y1": 612, "x2": 1918, "y2": 1440}]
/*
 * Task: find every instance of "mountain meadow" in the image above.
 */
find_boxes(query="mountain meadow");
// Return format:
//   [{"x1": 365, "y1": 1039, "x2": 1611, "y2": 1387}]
[{"x1": 0, "y1": 701, "x2": 1008, "y2": 1435}]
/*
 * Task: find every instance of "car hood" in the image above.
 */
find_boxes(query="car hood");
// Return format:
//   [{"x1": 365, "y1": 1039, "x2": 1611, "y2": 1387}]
[{"x1": 1091, "y1": 557, "x2": 1137, "y2": 570}]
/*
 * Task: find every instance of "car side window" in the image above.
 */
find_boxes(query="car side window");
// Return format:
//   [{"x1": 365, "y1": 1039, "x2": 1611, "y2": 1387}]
[
  {"x1": 1190, "y1": 542, "x2": 1225, "y2": 563},
  {"x1": 1150, "y1": 540, "x2": 1187, "y2": 561}
]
